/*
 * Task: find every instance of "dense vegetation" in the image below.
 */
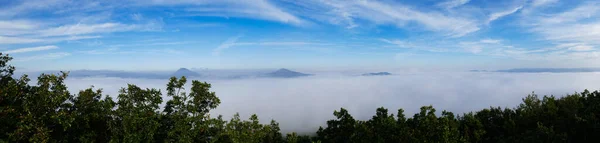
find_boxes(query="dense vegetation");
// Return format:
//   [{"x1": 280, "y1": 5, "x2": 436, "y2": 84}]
[{"x1": 1, "y1": 53, "x2": 600, "y2": 143}]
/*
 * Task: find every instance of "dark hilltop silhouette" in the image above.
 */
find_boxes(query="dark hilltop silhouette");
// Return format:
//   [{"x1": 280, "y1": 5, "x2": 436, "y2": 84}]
[
  {"x1": 262, "y1": 68, "x2": 312, "y2": 78},
  {"x1": 171, "y1": 68, "x2": 201, "y2": 77},
  {"x1": 362, "y1": 72, "x2": 392, "y2": 76}
]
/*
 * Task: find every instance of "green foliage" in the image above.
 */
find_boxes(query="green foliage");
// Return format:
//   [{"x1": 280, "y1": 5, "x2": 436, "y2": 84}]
[
  {"x1": 3, "y1": 53, "x2": 600, "y2": 142},
  {"x1": 315, "y1": 91, "x2": 600, "y2": 143},
  {"x1": 67, "y1": 88, "x2": 115, "y2": 142},
  {"x1": 317, "y1": 108, "x2": 356, "y2": 143},
  {"x1": 111, "y1": 84, "x2": 162, "y2": 143}
]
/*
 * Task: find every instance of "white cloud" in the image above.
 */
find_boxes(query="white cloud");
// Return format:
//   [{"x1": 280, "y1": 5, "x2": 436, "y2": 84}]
[
  {"x1": 555, "y1": 43, "x2": 596, "y2": 52},
  {"x1": 213, "y1": 35, "x2": 329, "y2": 55},
  {"x1": 0, "y1": 0, "x2": 68, "y2": 17},
  {"x1": 294, "y1": 0, "x2": 480, "y2": 37},
  {"x1": 0, "y1": 21, "x2": 155, "y2": 44},
  {"x1": 487, "y1": 6, "x2": 523, "y2": 24},
  {"x1": 437, "y1": 0, "x2": 471, "y2": 9},
  {"x1": 0, "y1": 1, "x2": 162, "y2": 44},
  {"x1": 0, "y1": 36, "x2": 42, "y2": 44},
  {"x1": 568, "y1": 45, "x2": 595, "y2": 52},
  {"x1": 380, "y1": 39, "x2": 414, "y2": 48},
  {"x1": 3, "y1": 45, "x2": 58, "y2": 54},
  {"x1": 536, "y1": 3, "x2": 600, "y2": 25},
  {"x1": 15, "y1": 52, "x2": 71, "y2": 62},
  {"x1": 516, "y1": 1, "x2": 600, "y2": 60},
  {"x1": 480, "y1": 39, "x2": 502, "y2": 44},
  {"x1": 213, "y1": 35, "x2": 243, "y2": 56},
  {"x1": 532, "y1": 21, "x2": 600, "y2": 45},
  {"x1": 357, "y1": 0, "x2": 480, "y2": 37},
  {"x1": 142, "y1": 0, "x2": 305, "y2": 25},
  {"x1": 0, "y1": 20, "x2": 39, "y2": 35},
  {"x1": 379, "y1": 38, "x2": 455, "y2": 53},
  {"x1": 531, "y1": 0, "x2": 558, "y2": 7},
  {"x1": 380, "y1": 36, "x2": 595, "y2": 62},
  {"x1": 39, "y1": 23, "x2": 138, "y2": 37}
]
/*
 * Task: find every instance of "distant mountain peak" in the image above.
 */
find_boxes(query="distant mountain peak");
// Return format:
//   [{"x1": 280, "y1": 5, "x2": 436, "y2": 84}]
[
  {"x1": 362, "y1": 72, "x2": 392, "y2": 76},
  {"x1": 172, "y1": 68, "x2": 200, "y2": 77},
  {"x1": 275, "y1": 68, "x2": 293, "y2": 72},
  {"x1": 263, "y1": 68, "x2": 312, "y2": 78}
]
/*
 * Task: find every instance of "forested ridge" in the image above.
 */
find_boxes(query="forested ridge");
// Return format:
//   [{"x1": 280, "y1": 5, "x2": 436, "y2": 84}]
[{"x1": 1, "y1": 53, "x2": 600, "y2": 143}]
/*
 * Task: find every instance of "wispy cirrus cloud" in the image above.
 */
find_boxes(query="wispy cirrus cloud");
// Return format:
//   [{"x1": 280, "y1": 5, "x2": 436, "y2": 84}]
[
  {"x1": 487, "y1": 6, "x2": 523, "y2": 24},
  {"x1": 0, "y1": 20, "x2": 39, "y2": 35},
  {"x1": 0, "y1": 0, "x2": 110, "y2": 18},
  {"x1": 0, "y1": 21, "x2": 160, "y2": 44},
  {"x1": 213, "y1": 35, "x2": 243, "y2": 56},
  {"x1": 379, "y1": 38, "x2": 453, "y2": 53},
  {"x1": 3, "y1": 45, "x2": 58, "y2": 54},
  {"x1": 480, "y1": 39, "x2": 502, "y2": 44},
  {"x1": 0, "y1": 36, "x2": 42, "y2": 44},
  {"x1": 437, "y1": 0, "x2": 471, "y2": 9},
  {"x1": 213, "y1": 35, "x2": 332, "y2": 56},
  {"x1": 14, "y1": 52, "x2": 71, "y2": 62},
  {"x1": 38, "y1": 23, "x2": 138, "y2": 37},
  {"x1": 288, "y1": 0, "x2": 481, "y2": 37},
  {"x1": 531, "y1": 0, "x2": 558, "y2": 7},
  {"x1": 554, "y1": 43, "x2": 595, "y2": 52},
  {"x1": 138, "y1": 0, "x2": 306, "y2": 26},
  {"x1": 522, "y1": 1, "x2": 600, "y2": 53},
  {"x1": 0, "y1": 0, "x2": 163, "y2": 45},
  {"x1": 380, "y1": 39, "x2": 415, "y2": 49}
]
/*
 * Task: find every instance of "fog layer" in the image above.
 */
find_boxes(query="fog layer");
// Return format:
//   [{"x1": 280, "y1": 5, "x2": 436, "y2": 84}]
[{"x1": 62, "y1": 72, "x2": 600, "y2": 133}]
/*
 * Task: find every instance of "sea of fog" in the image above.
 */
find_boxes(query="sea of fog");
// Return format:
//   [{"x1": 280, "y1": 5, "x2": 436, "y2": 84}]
[{"x1": 58, "y1": 72, "x2": 600, "y2": 133}]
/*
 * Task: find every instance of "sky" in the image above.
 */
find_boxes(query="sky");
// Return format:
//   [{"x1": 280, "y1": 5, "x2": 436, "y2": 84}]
[{"x1": 1, "y1": 0, "x2": 600, "y2": 71}]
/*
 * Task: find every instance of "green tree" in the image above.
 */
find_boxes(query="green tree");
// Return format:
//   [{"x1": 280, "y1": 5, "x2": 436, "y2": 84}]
[
  {"x1": 220, "y1": 113, "x2": 274, "y2": 143},
  {"x1": 458, "y1": 112, "x2": 485, "y2": 143},
  {"x1": 0, "y1": 53, "x2": 27, "y2": 142},
  {"x1": 67, "y1": 88, "x2": 115, "y2": 142},
  {"x1": 13, "y1": 72, "x2": 73, "y2": 142},
  {"x1": 363, "y1": 107, "x2": 399, "y2": 142},
  {"x1": 317, "y1": 108, "x2": 356, "y2": 143},
  {"x1": 264, "y1": 120, "x2": 285, "y2": 143},
  {"x1": 111, "y1": 84, "x2": 162, "y2": 143}
]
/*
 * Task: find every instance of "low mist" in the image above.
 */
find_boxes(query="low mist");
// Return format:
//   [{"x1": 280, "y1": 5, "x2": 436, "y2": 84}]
[{"x1": 62, "y1": 72, "x2": 600, "y2": 133}]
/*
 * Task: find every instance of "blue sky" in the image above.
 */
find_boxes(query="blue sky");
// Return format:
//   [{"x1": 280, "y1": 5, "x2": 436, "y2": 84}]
[{"x1": 1, "y1": 0, "x2": 599, "y2": 71}]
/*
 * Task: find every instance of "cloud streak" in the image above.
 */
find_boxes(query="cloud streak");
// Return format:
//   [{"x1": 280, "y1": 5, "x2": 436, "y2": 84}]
[
  {"x1": 487, "y1": 6, "x2": 523, "y2": 24},
  {"x1": 380, "y1": 39, "x2": 414, "y2": 49},
  {"x1": 213, "y1": 35, "x2": 243, "y2": 56},
  {"x1": 140, "y1": 0, "x2": 305, "y2": 25},
  {"x1": 213, "y1": 35, "x2": 330, "y2": 55},
  {"x1": 38, "y1": 23, "x2": 138, "y2": 37},
  {"x1": 0, "y1": 36, "x2": 42, "y2": 44},
  {"x1": 3, "y1": 45, "x2": 58, "y2": 54},
  {"x1": 290, "y1": 0, "x2": 481, "y2": 37},
  {"x1": 523, "y1": 1, "x2": 600, "y2": 43},
  {"x1": 15, "y1": 52, "x2": 71, "y2": 62},
  {"x1": 531, "y1": 0, "x2": 558, "y2": 7},
  {"x1": 437, "y1": 0, "x2": 471, "y2": 9},
  {"x1": 0, "y1": 20, "x2": 39, "y2": 35}
]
